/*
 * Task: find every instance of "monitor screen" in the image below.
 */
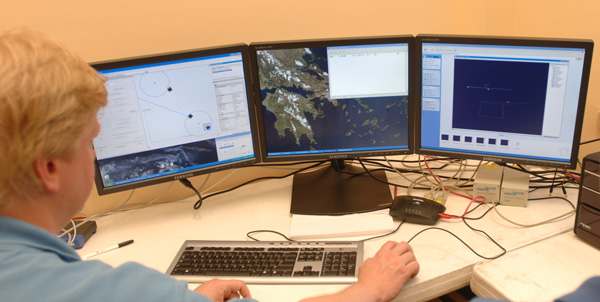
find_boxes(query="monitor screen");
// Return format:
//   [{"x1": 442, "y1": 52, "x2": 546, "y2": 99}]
[
  {"x1": 250, "y1": 36, "x2": 414, "y2": 162},
  {"x1": 416, "y1": 34, "x2": 593, "y2": 169},
  {"x1": 249, "y1": 36, "x2": 414, "y2": 215},
  {"x1": 91, "y1": 44, "x2": 260, "y2": 195}
]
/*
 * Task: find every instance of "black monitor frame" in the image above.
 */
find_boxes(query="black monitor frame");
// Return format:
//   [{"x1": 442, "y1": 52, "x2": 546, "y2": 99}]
[
  {"x1": 249, "y1": 35, "x2": 415, "y2": 163},
  {"x1": 91, "y1": 44, "x2": 260, "y2": 195},
  {"x1": 415, "y1": 34, "x2": 593, "y2": 169},
  {"x1": 249, "y1": 36, "x2": 414, "y2": 215}
]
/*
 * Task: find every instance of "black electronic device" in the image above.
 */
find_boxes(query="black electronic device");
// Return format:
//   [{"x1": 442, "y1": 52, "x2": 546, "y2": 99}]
[
  {"x1": 415, "y1": 34, "x2": 593, "y2": 169},
  {"x1": 249, "y1": 36, "x2": 414, "y2": 215},
  {"x1": 389, "y1": 195, "x2": 446, "y2": 225},
  {"x1": 58, "y1": 221, "x2": 97, "y2": 249},
  {"x1": 574, "y1": 152, "x2": 600, "y2": 249},
  {"x1": 90, "y1": 44, "x2": 260, "y2": 195}
]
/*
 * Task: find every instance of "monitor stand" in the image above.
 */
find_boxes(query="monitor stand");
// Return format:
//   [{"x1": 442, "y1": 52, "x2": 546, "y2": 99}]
[{"x1": 290, "y1": 159, "x2": 393, "y2": 215}]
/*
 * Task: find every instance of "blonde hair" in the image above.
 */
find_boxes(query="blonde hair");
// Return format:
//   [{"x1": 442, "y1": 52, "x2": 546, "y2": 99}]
[{"x1": 0, "y1": 29, "x2": 107, "y2": 201}]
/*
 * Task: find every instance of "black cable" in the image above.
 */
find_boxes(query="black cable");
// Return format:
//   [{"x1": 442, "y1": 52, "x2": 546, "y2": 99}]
[
  {"x1": 501, "y1": 165, "x2": 580, "y2": 189},
  {"x1": 246, "y1": 230, "x2": 296, "y2": 241},
  {"x1": 327, "y1": 158, "x2": 475, "y2": 191},
  {"x1": 245, "y1": 221, "x2": 404, "y2": 243},
  {"x1": 363, "y1": 158, "x2": 476, "y2": 188},
  {"x1": 360, "y1": 221, "x2": 404, "y2": 242},
  {"x1": 358, "y1": 158, "x2": 393, "y2": 186},
  {"x1": 407, "y1": 225, "x2": 505, "y2": 260},
  {"x1": 550, "y1": 169, "x2": 558, "y2": 195},
  {"x1": 247, "y1": 204, "x2": 506, "y2": 260},
  {"x1": 407, "y1": 201, "x2": 505, "y2": 260},
  {"x1": 179, "y1": 178, "x2": 204, "y2": 210},
  {"x1": 254, "y1": 160, "x2": 329, "y2": 168},
  {"x1": 581, "y1": 137, "x2": 600, "y2": 145},
  {"x1": 199, "y1": 161, "x2": 328, "y2": 205},
  {"x1": 528, "y1": 196, "x2": 576, "y2": 209}
]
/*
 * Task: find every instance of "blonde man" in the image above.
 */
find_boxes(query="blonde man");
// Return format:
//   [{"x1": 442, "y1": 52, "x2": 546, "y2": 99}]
[
  {"x1": 0, "y1": 29, "x2": 420, "y2": 302},
  {"x1": 0, "y1": 28, "x2": 253, "y2": 302}
]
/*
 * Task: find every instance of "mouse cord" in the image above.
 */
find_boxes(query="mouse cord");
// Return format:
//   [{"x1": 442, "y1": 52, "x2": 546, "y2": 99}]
[
  {"x1": 245, "y1": 222, "x2": 405, "y2": 243},
  {"x1": 408, "y1": 205, "x2": 506, "y2": 260}
]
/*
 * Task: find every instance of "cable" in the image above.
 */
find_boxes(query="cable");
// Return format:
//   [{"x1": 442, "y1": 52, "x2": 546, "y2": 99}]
[
  {"x1": 488, "y1": 196, "x2": 575, "y2": 228},
  {"x1": 247, "y1": 230, "x2": 296, "y2": 241},
  {"x1": 200, "y1": 161, "x2": 328, "y2": 203},
  {"x1": 200, "y1": 169, "x2": 237, "y2": 195},
  {"x1": 581, "y1": 137, "x2": 600, "y2": 145},
  {"x1": 179, "y1": 178, "x2": 203, "y2": 210},
  {"x1": 59, "y1": 219, "x2": 78, "y2": 246},
  {"x1": 439, "y1": 196, "x2": 486, "y2": 220},
  {"x1": 60, "y1": 182, "x2": 179, "y2": 240},
  {"x1": 245, "y1": 221, "x2": 405, "y2": 243},
  {"x1": 408, "y1": 202, "x2": 506, "y2": 260},
  {"x1": 422, "y1": 156, "x2": 475, "y2": 201},
  {"x1": 564, "y1": 169, "x2": 581, "y2": 182},
  {"x1": 407, "y1": 227, "x2": 505, "y2": 260},
  {"x1": 360, "y1": 222, "x2": 404, "y2": 242}
]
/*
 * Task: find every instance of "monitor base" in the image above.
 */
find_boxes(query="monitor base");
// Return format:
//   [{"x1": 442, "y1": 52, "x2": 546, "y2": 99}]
[{"x1": 290, "y1": 161, "x2": 393, "y2": 215}]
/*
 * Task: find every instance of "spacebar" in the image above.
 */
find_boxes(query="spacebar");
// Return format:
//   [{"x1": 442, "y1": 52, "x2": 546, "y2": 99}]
[{"x1": 203, "y1": 271, "x2": 253, "y2": 276}]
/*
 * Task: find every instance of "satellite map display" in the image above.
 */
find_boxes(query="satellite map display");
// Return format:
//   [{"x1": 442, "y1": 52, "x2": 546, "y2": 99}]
[
  {"x1": 256, "y1": 47, "x2": 410, "y2": 155},
  {"x1": 97, "y1": 140, "x2": 218, "y2": 186}
]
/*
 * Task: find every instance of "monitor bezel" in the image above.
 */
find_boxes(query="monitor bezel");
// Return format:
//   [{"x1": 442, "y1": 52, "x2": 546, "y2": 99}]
[
  {"x1": 415, "y1": 34, "x2": 594, "y2": 169},
  {"x1": 249, "y1": 35, "x2": 415, "y2": 163},
  {"x1": 90, "y1": 44, "x2": 261, "y2": 195}
]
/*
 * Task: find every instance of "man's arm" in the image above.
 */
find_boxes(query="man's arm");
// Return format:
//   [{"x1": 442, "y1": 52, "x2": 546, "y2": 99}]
[
  {"x1": 300, "y1": 241, "x2": 420, "y2": 302},
  {"x1": 194, "y1": 278, "x2": 253, "y2": 302}
]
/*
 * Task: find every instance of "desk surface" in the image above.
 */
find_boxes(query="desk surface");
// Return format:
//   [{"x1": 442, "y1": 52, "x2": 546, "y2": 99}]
[
  {"x1": 77, "y1": 174, "x2": 577, "y2": 302},
  {"x1": 471, "y1": 232, "x2": 600, "y2": 301}
]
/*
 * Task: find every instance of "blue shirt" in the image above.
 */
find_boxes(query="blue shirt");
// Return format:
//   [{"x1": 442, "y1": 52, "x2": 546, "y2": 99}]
[{"x1": 0, "y1": 216, "x2": 257, "y2": 302}]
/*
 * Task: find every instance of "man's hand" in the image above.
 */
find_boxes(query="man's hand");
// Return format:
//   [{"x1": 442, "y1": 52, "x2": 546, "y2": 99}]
[
  {"x1": 300, "y1": 241, "x2": 420, "y2": 302},
  {"x1": 355, "y1": 241, "x2": 420, "y2": 302},
  {"x1": 193, "y1": 278, "x2": 252, "y2": 302}
]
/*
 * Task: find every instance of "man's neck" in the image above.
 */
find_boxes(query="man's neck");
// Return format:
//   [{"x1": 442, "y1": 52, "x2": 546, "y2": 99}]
[{"x1": 0, "y1": 196, "x2": 67, "y2": 234}]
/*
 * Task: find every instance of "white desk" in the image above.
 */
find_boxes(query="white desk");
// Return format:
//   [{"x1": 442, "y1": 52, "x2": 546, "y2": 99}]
[
  {"x1": 77, "y1": 175, "x2": 577, "y2": 302},
  {"x1": 471, "y1": 232, "x2": 600, "y2": 301}
]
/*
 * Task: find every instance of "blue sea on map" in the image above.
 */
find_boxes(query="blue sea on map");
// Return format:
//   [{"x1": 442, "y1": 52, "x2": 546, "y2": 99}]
[{"x1": 262, "y1": 94, "x2": 409, "y2": 154}]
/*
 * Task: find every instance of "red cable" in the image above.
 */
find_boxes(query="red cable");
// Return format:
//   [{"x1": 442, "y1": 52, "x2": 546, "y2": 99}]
[
  {"x1": 423, "y1": 156, "x2": 478, "y2": 200},
  {"x1": 564, "y1": 169, "x2": 580, "y2": 182},
  {"x1": 422, "y1": 156, "x2": 486, "y2": 219}
]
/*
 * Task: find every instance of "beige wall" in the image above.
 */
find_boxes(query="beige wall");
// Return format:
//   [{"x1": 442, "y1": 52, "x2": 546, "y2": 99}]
[{"x1": 2, "y1": 0, "x2": 599, "y2": 215}]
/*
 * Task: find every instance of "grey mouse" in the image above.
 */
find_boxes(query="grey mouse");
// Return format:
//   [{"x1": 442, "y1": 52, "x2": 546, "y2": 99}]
[{"x1": 389, "y1": 195, "x2": 446, "y2": 225}]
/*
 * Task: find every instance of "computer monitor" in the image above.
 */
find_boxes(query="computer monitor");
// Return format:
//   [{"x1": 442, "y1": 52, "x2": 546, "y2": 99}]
[
  {"x1": 249, "y1": 36, "x2": 414, "y2": 215},
  {"x1": 91, "y1": 44, "x2": 260, "y2": 195},
  {"x1": 416, "y1": 34, "x2": 593, "y2": 169}
]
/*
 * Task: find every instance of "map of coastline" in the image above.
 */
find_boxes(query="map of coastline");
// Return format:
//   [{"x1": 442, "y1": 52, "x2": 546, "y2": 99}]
[
  {"x1": 256, "y1": 47, "x2": 409, "y2": 153},
  {"x1": 257, "y1": 48, "x2": 327, "y2": 146}
]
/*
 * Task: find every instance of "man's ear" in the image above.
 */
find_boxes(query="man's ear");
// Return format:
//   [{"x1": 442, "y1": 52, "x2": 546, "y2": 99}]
[{"x1": 34, "y1": 156, "x2": 60, "y2": 193}]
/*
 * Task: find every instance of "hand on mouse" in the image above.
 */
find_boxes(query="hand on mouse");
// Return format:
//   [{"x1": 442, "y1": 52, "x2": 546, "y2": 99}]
[
  {"x1": 300, "y1": 241, "x2": 420, "y2": 302},
  {"x1": 354, "y1": 241, "x2": 420, "y2": 301}
]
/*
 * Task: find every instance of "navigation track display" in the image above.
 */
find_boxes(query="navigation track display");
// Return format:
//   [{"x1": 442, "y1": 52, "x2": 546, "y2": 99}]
[{"x1": 91, "y1": 45, "x2": 259, "y2": 194}]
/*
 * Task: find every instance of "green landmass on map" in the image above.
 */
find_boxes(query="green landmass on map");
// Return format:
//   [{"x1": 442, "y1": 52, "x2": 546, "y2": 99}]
[{"x1": 256, "y1": 49, "x2": 328, "y2": 146}]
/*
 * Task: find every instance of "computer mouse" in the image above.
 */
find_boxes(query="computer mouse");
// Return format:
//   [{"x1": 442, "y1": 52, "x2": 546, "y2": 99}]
[{"x1": 389, "y1": 195, "x2": 446, "y2": 225}]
